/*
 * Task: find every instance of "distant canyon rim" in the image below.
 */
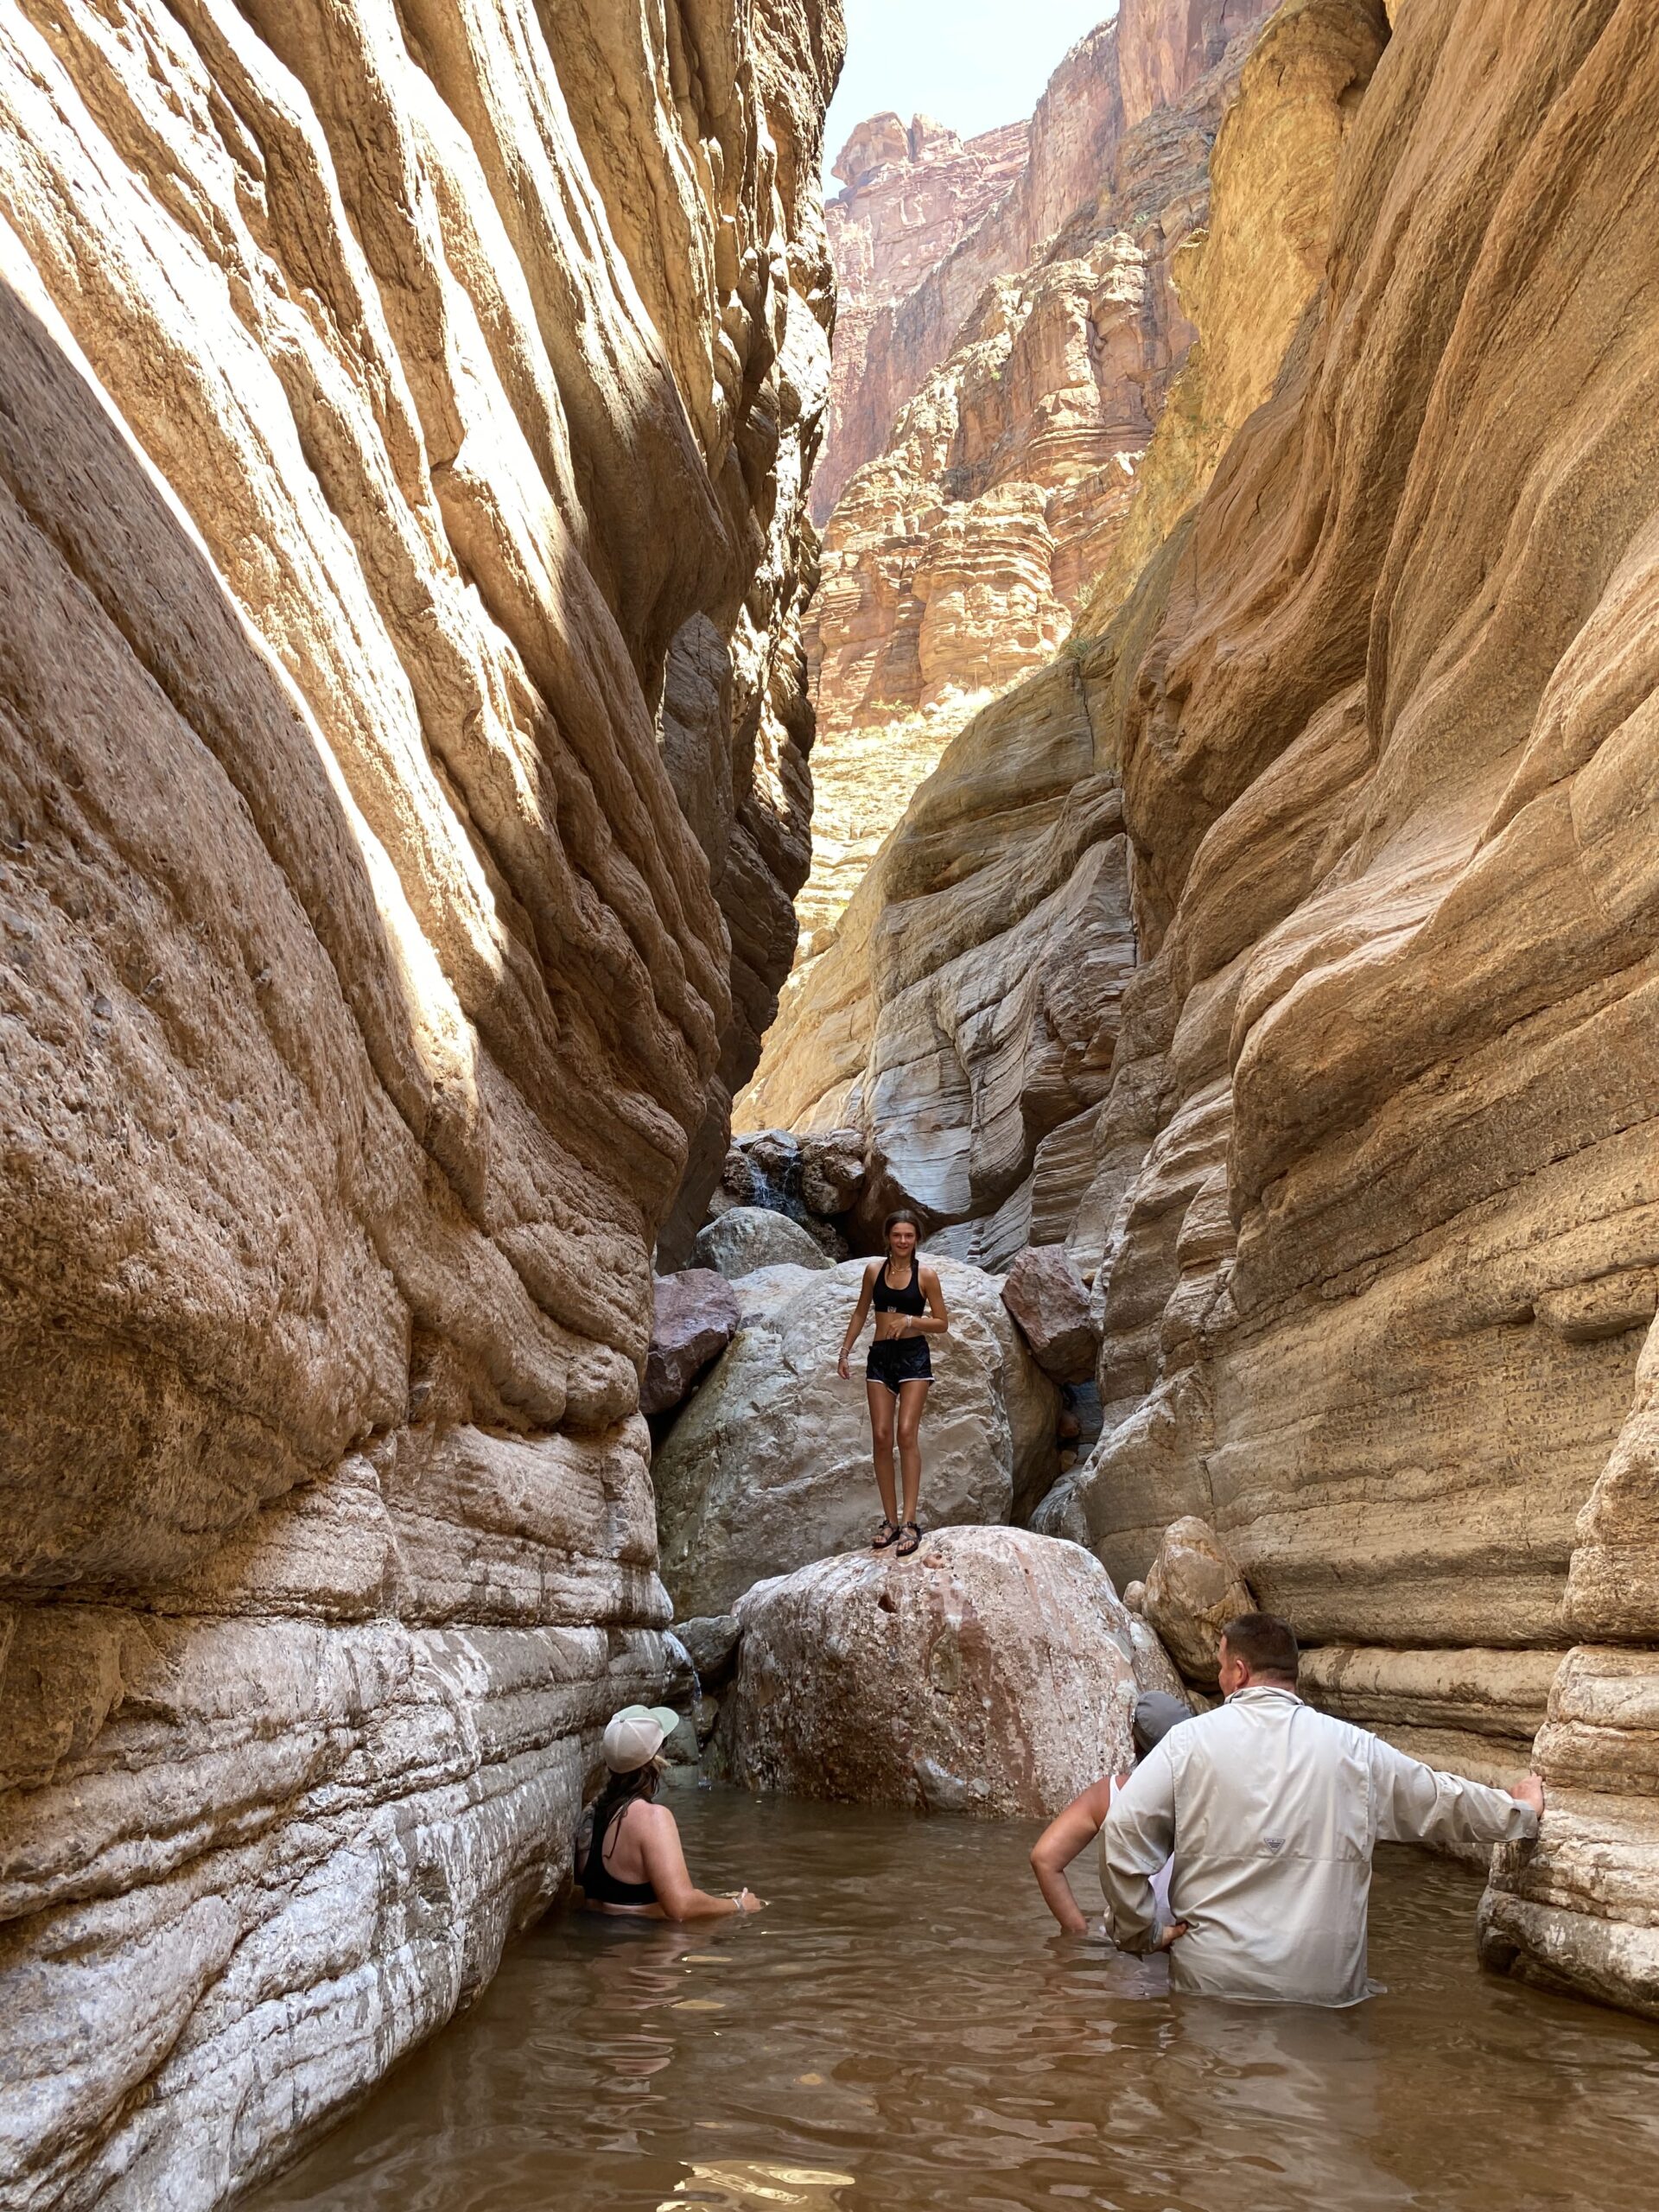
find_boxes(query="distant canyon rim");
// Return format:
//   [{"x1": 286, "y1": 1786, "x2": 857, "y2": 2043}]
[{"x1": 3, "y1": 3, "x2": 1658, "y2": 2209}]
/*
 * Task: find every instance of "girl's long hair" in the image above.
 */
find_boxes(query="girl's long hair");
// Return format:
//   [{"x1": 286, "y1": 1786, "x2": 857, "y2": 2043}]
[
  {"x1": 883, "y1": 1208, "x2": 923, "y2": 1255},
  {"x1": 590, "y1": 1759, "x2": 663, "y2": 1857}
]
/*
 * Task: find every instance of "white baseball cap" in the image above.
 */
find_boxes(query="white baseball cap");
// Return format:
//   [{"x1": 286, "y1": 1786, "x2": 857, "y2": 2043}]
[{"x1": 601, "y1": 1704, "x2": 681, "y2": 1772}]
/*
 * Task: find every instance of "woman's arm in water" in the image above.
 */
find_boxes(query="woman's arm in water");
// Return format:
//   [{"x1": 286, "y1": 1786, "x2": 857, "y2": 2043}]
[
  {"x1": 895, "y1": 1264, "x2": 950, "y2": 1338},
  {"x1": 836, "y1": 1262, "x2": 879, "y2": 1377},
  {"x1": 1029, "y1": 1777, "x2": 1119, "y2": 1933},
  {"x1": 637, "y1": 1802, "x2": 765, "y2": 1921}
]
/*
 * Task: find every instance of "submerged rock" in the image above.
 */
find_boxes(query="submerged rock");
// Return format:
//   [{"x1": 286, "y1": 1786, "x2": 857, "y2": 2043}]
[
  {"x1": 692, "y1": 1207, "x2": 834, "y2": 1280},
  {"x1": 653, "y1": 1258, "x2": 1060, "y2": 1618},
  {"x1": 1143, "y1": 1517, "x2": 1255, "y2": 1687},
  {"x1": 643, "y1": 1273, "x2": 741, "y2": 1417},
  {"x1": 721, "y1": 1528, "x2": 1141, "y2": 1817}
]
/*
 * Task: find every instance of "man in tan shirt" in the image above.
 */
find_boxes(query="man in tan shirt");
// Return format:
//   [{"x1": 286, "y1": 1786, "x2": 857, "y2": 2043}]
[{"x1": 1101, "y1": 1611, "x2": 1545, "y2": 2006}]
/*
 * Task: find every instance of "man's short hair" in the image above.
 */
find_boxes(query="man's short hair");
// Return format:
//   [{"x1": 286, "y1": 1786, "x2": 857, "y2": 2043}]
[{"x1": 1220, "y1": 1611, "x2": 1300, "y2": 1681}]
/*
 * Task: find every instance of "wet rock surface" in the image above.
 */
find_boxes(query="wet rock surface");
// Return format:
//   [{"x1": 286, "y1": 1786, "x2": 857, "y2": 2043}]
[
  {"x1": 653, "y1": 1257, "x2": 1060, "y2": 1618},
  {"x1": 721, "y1": 1527, "x2": 1141, "y2": 1817},
  {"x1": 671, "y1": 1614, "x2": 743, "y2": 1694}
]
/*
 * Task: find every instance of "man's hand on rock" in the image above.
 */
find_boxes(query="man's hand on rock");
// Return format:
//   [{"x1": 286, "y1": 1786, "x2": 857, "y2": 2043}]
[{"x1": 1510, "y1": 1772, "x2": 1546, "y2": 1819}]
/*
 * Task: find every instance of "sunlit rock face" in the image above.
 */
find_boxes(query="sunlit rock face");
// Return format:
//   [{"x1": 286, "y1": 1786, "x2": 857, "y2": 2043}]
[
  {"x1": 810, "y1": 0, "x2": 1278, "y2": 749},
  {"x1": 774, "y1": 3, "x2": 1279, "y2": 995},
  {"x1": 815, "y1": 109, "x2": 1028, "y2": 526},
  {"x1": 750, "y1": 0, "x2": 1659, "y2": 2020},
  {"x1": 0, "y1": 0, "x2": 841, "y2": 2202}
]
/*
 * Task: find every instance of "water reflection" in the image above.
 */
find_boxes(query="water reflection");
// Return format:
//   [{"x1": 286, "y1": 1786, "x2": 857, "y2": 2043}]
[{"x1": 249, "y1": 1786, "x2": 1659, "y2": 2212}]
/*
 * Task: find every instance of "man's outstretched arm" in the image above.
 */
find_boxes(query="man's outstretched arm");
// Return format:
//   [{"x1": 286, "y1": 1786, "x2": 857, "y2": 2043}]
[
  {"x1": 1370, "y1": 1738, "x2": 1543, "y2": 1853},
  {"x1": 1099, "y1": 1748, "x2": 1179, "y2": 1954}
]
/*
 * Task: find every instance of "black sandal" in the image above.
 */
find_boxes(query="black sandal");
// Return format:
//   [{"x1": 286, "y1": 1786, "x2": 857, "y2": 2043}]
[
  {"x1": 872, "y1": 1517, "x2": 901, "y2": 1551},
  {"x1": 895, "y1": 1521, "x2": 922, "y2": 1557}
]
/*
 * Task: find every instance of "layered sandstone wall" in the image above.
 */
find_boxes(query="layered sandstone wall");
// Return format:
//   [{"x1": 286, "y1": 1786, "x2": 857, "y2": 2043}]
[
  {"x1": 750, "y1": 0, "x2": 1659, "y2": 2018},
  {"x1": 774, "y1": 0, "x2": 1277, "y2": 1001},
  {"x1": 743, "y1": 0, "x2": 1370, "y2": 1260},
  {"x1": 0, "y1": 2, "x2": 841, "y2": 2203},
  {"x1": 813, "y1": 110, "x2": 1028, "y2": 525}
]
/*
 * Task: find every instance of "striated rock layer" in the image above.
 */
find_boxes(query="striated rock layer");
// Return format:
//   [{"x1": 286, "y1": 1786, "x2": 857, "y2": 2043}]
[
  {"x1": 0, "y1": 0, "x2": 842, "y2": 2202},
  {"x1": 751, "y1": 0, "x2": 1659, "y2": 2018},
  {"x1": 778, "y1": 1, "x2": 1279, "y2": 979},
  {"x1": 815, "y1": 109, "x2": 1028, "y2": 526}
]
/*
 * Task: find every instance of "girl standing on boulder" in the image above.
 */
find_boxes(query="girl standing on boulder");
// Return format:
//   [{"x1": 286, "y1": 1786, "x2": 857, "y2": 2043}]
[{"x1": 836, "y1": 1211, "x2": 950, "y2": 1558}]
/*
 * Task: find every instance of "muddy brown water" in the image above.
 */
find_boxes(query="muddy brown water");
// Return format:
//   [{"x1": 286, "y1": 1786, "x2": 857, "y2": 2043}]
[{"x1": 249, "y1": 1783, "x2": 1659, "y2": 2212}]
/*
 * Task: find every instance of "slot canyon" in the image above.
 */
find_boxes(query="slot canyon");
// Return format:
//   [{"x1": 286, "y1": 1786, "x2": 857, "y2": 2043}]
[{"x1": 2, "y1": 2, "x2": 1658, "y2": 2208}]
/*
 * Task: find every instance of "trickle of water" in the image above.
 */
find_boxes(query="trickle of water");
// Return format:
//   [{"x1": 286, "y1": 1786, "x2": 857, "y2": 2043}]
[
  {"x1": 663, "y1": 1627, "x2": 702, "y2": 1707},
  {"x1": 247, "y1": 1787, "x2": 1659, "y2": 2212}
]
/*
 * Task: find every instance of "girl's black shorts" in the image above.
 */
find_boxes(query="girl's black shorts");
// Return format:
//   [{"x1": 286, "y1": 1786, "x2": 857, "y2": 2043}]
[{"x1": 866, "y1": 1337, "x2": 933, "y2": 1393}]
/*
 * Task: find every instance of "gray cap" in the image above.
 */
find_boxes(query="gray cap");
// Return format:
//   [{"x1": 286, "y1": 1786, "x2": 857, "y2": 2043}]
[{"x1": 1133, "y1": 1691, "x2": 1193, "y2": 1751}]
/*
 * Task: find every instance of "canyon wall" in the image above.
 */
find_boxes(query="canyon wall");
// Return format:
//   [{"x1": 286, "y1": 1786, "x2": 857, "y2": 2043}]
[
  {"x1": 743, "y1": 0, "x2": 1369, "y2": 1266},
  {"x1": 748, "y1": 0, "x2": 1659, "y2": 2019},
  {"x1": 768, "y1": 0, "x2": 1278, "y2": 1016},
  {"x1": 0, "y1": 2, "x2": 841, "y2": 2203},
  {"x1": 813, "y1": 109, "x2": 1028, "y2": 526}
]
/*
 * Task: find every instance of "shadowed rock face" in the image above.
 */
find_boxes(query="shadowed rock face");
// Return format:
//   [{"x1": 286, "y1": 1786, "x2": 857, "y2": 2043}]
[{"x1": 0, "y1": 0, "x2": 842, "y2": 2201}]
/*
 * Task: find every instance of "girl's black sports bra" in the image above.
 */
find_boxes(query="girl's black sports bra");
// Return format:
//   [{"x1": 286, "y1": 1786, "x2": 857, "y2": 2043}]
[{"x1": 871, "y1": 1254, "x2": 926, "y2": 1316}]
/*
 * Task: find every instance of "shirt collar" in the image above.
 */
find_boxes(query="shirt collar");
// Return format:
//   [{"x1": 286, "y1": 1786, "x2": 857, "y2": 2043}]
[{"x1": 1224, "y1": 1682, "x2": 1304, "y2": 1706}]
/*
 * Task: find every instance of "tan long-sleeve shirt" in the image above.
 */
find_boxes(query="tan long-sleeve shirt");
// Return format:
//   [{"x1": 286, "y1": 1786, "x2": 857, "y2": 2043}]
[{"x1": 1100, "y1": 1685, "x2": 1539, "y2": 2006}]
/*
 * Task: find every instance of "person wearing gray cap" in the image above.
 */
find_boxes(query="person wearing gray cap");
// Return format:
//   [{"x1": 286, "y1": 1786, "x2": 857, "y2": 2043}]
[
  {"x1": 576, "y1": 1705, "x2": 765, "y2": 1920},
  {"x1": 1028, "y1": 1692, "x2": 1192, "y2": 1936}
]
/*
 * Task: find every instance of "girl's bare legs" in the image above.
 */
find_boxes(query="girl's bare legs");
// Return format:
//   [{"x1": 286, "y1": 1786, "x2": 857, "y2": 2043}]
[
  {"x1": 866, "y1": 1381, "x2": 899, "y2": 1525},
  {"x1": 896, "y1": 1379, "x2": 929, "y2": 1524}
]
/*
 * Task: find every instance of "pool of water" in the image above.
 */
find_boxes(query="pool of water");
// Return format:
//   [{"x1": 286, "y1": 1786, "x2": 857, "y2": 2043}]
[{"x1": 249, "y1": 1784, "x2": 1659, "y2": 2212}]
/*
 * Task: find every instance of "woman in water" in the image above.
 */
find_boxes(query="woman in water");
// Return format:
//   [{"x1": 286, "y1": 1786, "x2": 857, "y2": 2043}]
[
  {"x1": 836, "y1": 1209, "x2": 950, "y2": 1558},
  {"x1": 1028, "y1": 1692, "x2": 1192, "y2": 1937},
  {"x1": 576, "y1": 1705, "x2": 765, "y2": 1920}
]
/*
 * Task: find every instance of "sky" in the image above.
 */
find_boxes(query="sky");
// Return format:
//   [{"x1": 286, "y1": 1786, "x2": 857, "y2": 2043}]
[{"x1": 823, "y1": 0, "x2": 1117, "y2": 182}]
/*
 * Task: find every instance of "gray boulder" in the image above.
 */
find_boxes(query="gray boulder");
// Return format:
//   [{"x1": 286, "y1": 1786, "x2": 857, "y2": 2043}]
[
  {"x1": 692, "y1": 1206, "x2": 832, "y2": 1279},
  {"x1": 653, "y1": 1256, "x2": 1059, "y2": 1616},
  {"x1": 672, "y1": 1613, "x2": 742, "y2": 1690}
]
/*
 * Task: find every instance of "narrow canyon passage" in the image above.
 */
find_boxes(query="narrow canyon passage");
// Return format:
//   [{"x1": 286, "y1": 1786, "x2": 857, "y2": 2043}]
[
  {"x1": 247, "y1": 1789, "x2": 1659, "y2": 2212},
  {"x1": 6, "y1": 0, "x2": 1659, "y2": 2202}
]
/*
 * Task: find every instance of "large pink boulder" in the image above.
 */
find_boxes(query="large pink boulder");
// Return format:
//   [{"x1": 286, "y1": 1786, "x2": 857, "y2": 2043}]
[
  {"x1": 721, "y1": 1527, "x2": 1143, "y2": 1817},
  {"x1": 641, "y1": 1271, "x2": 741, "y2": 1416},
  {"x1": 1001, "y1": 1245, "x2": 1098, "y2": 1383}
]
